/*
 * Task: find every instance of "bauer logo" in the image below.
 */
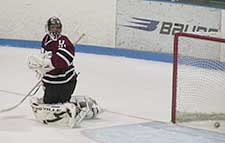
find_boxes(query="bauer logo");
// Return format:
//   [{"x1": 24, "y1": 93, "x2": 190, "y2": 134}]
[
  {"x1": 124, "y1": 17, "x2": 219, "y2": 35},
  {"x1": 123, "y1": 17, "x2": 159, "y2": 31}
]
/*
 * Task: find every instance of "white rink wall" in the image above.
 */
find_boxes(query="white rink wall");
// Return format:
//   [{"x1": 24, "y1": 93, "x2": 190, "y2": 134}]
[
  {"x1": 1, "y1": 0, "x2": 225, "y2": 60},
  {"x1": 116, "y1": 0, "x2": 225, "y2": 53},
  {"x1": 0, "y1": 0, "x2": 116, "y2": 47}
]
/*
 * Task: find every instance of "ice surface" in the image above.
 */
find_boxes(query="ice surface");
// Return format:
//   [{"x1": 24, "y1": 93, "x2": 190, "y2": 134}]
[
  {"x1": 0, "y1": 46, "x2": 224, "y2": 143},
  {"x1": 84, "y1": 122, "x2": 225, "y2": 143}
]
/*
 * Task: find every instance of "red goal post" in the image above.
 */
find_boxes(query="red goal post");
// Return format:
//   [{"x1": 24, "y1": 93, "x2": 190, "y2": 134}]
[{"x1": 172, "y1": 32, "x2": 225, "y2": 123}]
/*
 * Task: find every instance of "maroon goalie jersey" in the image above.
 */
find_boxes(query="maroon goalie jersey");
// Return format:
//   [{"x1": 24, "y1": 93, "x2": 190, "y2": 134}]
[{"x1": 41, "y1": 34, "x2": 76, "y2": 84}]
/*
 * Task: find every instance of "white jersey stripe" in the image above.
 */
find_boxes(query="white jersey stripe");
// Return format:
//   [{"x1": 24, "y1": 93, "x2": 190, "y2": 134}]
[
  {"x1": 58, "y1": 48, "x2": 74, "y2": 59},
  {"x1": 56, "y1": 52, "x2": 71, "y2": 66},
  {"x1": 42, "y1": 72, "x2": 75, "y2": 84},
  {"x1": 45, "y1": 68, "x2": 75, "y2": 78}
]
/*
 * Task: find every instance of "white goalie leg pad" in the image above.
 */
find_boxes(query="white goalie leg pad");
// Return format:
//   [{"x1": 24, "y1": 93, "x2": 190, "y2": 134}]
[
  {"x1": 30, "y1": 97, "x2": 81, "y2": 128},
  {"x1": 70, "y1": 96, "x2": 103, "y2": 119}
]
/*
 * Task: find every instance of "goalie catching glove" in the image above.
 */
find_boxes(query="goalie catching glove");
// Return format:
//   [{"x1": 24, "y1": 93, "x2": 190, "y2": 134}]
[{"x1": 28, "y1": 52, "x2": 54, "y2": 77}]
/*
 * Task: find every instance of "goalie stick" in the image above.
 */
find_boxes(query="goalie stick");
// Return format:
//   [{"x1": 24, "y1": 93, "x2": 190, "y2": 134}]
[
  {"x1": 0, "y1": 80, "x2": 42, "y2": 113},
  {"x1": 0, "y1": 33, "x2": 86, "y2": 113},
  {"x1": 73, "y1": 33, "x2": 85, "y2": 45}
]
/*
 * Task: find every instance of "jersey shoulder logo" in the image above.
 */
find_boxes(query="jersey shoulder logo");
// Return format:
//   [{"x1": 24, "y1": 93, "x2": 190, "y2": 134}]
[{"x1": 58, "y1": 40, "x2": 66, "y2": 48}]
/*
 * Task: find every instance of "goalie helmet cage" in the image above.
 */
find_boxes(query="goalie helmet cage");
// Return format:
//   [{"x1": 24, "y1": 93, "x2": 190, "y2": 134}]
[{"x1": 171, "y1": 32, "x2": 225, "y2": 123}]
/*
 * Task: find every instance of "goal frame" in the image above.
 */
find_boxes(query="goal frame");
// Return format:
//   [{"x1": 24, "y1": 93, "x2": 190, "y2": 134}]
[{"x1": 171, "y1": 32, "x2": 225, "y2": 123}]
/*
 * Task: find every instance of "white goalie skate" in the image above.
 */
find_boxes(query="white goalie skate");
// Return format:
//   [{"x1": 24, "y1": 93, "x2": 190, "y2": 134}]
[{"x1": 70, "y1": 96, "x2": 103, "y2": 119}]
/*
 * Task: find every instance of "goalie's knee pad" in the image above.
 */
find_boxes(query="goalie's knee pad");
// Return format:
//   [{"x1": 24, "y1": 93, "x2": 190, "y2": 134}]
[
  {"x1": 30, "y1": 97, "x2": 83, "y2": 128},
  {"x1": 70, "y1": 96, "x2": 103, "y2": 119}
]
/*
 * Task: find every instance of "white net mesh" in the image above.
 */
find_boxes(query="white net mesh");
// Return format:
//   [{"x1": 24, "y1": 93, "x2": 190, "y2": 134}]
[{"x1": 175, "y1": 32, "x2": 225, "y2": 122}]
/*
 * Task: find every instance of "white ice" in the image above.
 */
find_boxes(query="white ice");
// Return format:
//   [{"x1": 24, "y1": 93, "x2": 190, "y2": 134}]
[
  {"x1": 0, "y1": 46, "x2": 171, "y2": 143},
  {"x1": 0, "y1": 46, "x2": 224, "y2": 143}
]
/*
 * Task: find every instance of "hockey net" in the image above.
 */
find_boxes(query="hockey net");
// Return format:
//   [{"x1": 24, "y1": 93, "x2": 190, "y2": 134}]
[{"x1": 172, "y1": 32, "x2": 225, "y2": 124}]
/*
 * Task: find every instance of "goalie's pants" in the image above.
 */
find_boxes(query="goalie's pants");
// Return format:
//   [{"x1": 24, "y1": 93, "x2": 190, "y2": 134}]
[{"x1": 43, "y1": 77, "x2": 77, "y2": 104}]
